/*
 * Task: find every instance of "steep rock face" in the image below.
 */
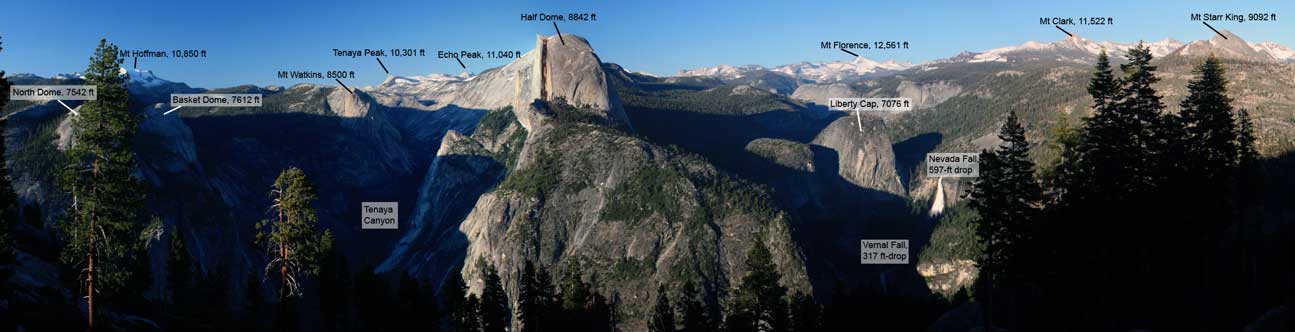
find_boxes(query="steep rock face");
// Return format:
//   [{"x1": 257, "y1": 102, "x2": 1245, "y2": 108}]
[
  {"x1": 520, "y1": 34, "x2": 634, "y2": 132},
  {"x1": 917, "y1": 258, "x2": 978, "y2": 297},
  {"x1": 454, "y1": 112, "x2": 810, "y2": 330},
  {"x1": 372, "y1": 34, "x2": 632, "y2": 134},
  {"x1": 745, "y1": 138, "x2": 815, "y2": 172},
  {"x1": 135, "y1": 104, "x2": 199, "y2": 174},
  {"x1": 377, "y1": 109, "x2": 524, "y2": 286},
  {"x1": 810, "y1": 115, "x2": 905, "y2": 197},
  {"x1": 895, "y1": 80, "x2": 962, "y2": 110},
  {"x1": 377, "y1": 130, "x2": 501, "y2": 281},
  {"x1": 324, "y1": 89, "x2": 417, "y2": 179},
  {"x1": 790, "y1": 83, "x2": 858, "y2": 105}
]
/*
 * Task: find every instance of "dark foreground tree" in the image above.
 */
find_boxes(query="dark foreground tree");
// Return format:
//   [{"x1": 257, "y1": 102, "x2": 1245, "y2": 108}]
[
  {"x1": 727, "y1": 239, "x2": 789, "y2": 332},
  {"x1": 787, "y1": 291, "x2": 819, "y2": 332},
  {"x1": 678, "y1": 280, "x2": 714, "y2": 332},
  {"x1": 649, "y1": 285, "x2": 675, "y2": 332},
  {"x1": 255, "y1": 167, "x2": 333, "y2": 299},
  {"x1": 478, "y1": 261, "x2": 509, "y2": 332},
  {"x1": 1180, "y1": 55, "x2": 1240, "y2": 183},
  {"x1": 0, "y1": 34, "x2": 16, "y2": 287},
  {"x1": 56, "y1": 38, "x2": 146, "y2": 329},
  {"x1": 441, "y1": 269, "x2": 468, "y2": 331},
  {"x1": 966, "y1": 111, "x2": 1041, "y2": 330}
]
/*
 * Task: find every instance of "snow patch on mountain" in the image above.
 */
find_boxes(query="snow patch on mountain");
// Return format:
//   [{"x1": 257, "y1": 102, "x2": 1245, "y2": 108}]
[
  {"x1": 964, "y1": 36, "x2": 1183, "y2": 64},
  {"x1": 1171, "y1": 30, "x2": 1277, "y2": 62},
  {"x1": 119, "y1": 68, "x2": 172, "y2": 88},
  {"x1": 676, "y1": 64, "x2": 764, "y2": 79},
  {"x1": 772, "y1": 57, "x2": 912, "y2": 82},
  {"x1": 675, "y1": 57, "x2": 912, "y2": 82},
  {"x1": 1250, "y1": 41, "x2": 1295, "y2": 62},
  {"x1": 366, "y1": 72, "x2": 475, "y2": 96}
]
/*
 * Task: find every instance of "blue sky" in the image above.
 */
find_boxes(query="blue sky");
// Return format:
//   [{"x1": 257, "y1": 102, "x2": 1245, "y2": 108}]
[{"x1": 1, "y1": 0, "x2": 1291, "y2": 89}]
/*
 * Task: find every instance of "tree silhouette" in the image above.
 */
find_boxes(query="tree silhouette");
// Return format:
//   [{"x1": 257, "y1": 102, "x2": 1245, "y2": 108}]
[
  {"x1": 727, "y1": 239, "x2": 789, "y2": 332},
  {"x1": 649, "y1": 284, "x2": 675, "y2": 332},
  {"x1": 56, "y1": 38, "x2": 146, "y2": 329}
]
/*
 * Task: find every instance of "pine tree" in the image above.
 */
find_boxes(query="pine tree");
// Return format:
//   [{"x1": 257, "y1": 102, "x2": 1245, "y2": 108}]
[
  {"x1": 167, "y1": 226, "x2": 192, "y2": 303},
  {"x1": 788, "y1": 291, "x2": 819, "y2": 332},
  {"x1": 969, "y1": 111, "x2": 1041, "y2": 287},
  {"x1": 463, "y1": 293, "x2": 482, "y2": 332},
  {"x1": 728, "y1": 239, "x2": 790, "y2": 332},
  {"x1": 1180, "y1": 55, "x2": 1240, "y2": 182},
  {"x1": 534, "y1": 265, "x2": 557, "y2": 330},
  {"x1": 561, "y1": 261, "x2": 591, "y2": 313},
  {"x1": 254, "y1": 167, "x2": 333, "y2": 299},
  {"x1": 56, "y1": 38, "x2": 146, "y2": 329},
  {"x1": 678, "y1": 280, "x2": 711, "y2": 332},
  {"x1": 478, "y1": 262, "x2": 509, "y2": 332},
  {"x1": 586, "y1": 291, "x2": 618, "y2": 332},
  {"x1": 1042, "y1": 110, "x2": 1080, "y2": 191},
  {"x1": 0, "y1": 35, "x2": 17, "y2": 287},
  {"x1": 1235, "y1": 108, "x2": 1258, "y2": 167},
  {"x1": 966, "y1": 111, "x2": 1041, "y2": 330},
  {"x1": 649, "y1": 285, "x2": 675, "y2": 332},
  {"x1": 1117, "y1": 43, "x2": 1168, "y2": 190},
  {"x1": 1070, "y1": 50, "x2": 1133, "y2": 202},
  {"x1": 518, "y1": 260, "x2": 550, "y2": 332},
  {"x1": 441, "y1": 269, "x2": 468, "y2": 331}
]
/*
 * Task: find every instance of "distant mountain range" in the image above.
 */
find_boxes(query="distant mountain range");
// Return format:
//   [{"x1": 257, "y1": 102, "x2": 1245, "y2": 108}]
[
  {"x1": 677, "y1": 57, "x2": 914, "y2": 82},
  {"x1": 675, "y1": 30, "x2": 1294, "y2": 84}
]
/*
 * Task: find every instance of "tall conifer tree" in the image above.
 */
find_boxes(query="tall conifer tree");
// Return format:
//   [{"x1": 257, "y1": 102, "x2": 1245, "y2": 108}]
[
  {"x1": 649, "y1": 284, "x2": 675, "y2": 332},
  {"x1": 57, "y1": 38, "x2": 146, "y2": 329},
  {"x1": 728, "y1": 239, "x2": 789, "y2": 332},
  {"x1": 255, "y1": 167, "x2": 333, "y2": 299},
  {"x1": 478, "y1": 262, "x2": 509, "y2": 332}
]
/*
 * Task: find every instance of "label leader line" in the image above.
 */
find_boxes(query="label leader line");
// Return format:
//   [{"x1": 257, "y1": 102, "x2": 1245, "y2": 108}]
[
  {"x1": 553, "y1": 22, "x2": 566, "y2": 45},
  {"x1": 376, "y1": 57, "x2": 390, "y2": 75},
  {"x1": 1202, "y1": 21, "x2": 1227, "y2": 39},
  {"x1": 1055, "y1": 25, "x2": 1073, "y2": 37},
  {"x1": 336, "y1": 79, "x2": 356, "y2": 96}
]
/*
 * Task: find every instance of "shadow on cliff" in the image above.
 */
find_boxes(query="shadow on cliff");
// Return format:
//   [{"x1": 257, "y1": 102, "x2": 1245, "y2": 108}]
[
  {"x1": 377, "y1": 153, "x2": 505, "y2": 290},
  {"x1": 624, "y1": 103, "x2": 939, "y2": 304},
  {"x1": 179, "y1": 107, "x2": 484, "y2": 270},
  {"x1": 892, "y1": 132, "x2": 944, "y2": 190}
]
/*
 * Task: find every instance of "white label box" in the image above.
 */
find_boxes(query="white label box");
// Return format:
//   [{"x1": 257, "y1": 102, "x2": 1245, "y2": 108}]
[
  {"x1": 925, "y1": 153, "x2": 980, "y2": 178},
  {"x1": 861, "y1": 239, "x2": 909, "y2": 264},
  {"x1": 827, "y1": 98, "x2": 912, "y2": 112},
  {"x1": 170, "y1": 94, "x2": 262, "y2": 107},
  {"x1": 361, "y1": 202, "x2": 398, "y2": 229},
  {"x1": 9, "y1": 85, "x2": 97, "y2": 100}
]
